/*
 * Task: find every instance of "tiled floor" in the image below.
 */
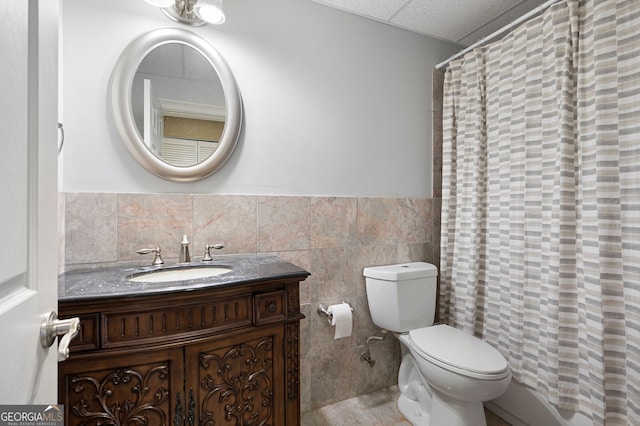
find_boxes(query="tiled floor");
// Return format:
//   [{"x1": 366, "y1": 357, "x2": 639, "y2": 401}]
[
  {"x1": 301, "y1": 386, "x2": 410, "y2": 426},
  {"x1": 301, "y1": 386, "x2": 511, "y2": 426}
]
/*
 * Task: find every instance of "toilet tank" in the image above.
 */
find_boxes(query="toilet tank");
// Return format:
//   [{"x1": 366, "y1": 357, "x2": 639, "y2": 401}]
[{"x1": 363, "y1": 262, "x2": 438, "y2": 332}]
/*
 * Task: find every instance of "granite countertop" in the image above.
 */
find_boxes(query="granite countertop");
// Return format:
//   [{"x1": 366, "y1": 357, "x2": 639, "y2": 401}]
[{"x1": 59, "y1": 253, "x2": 310, "y2": 302}]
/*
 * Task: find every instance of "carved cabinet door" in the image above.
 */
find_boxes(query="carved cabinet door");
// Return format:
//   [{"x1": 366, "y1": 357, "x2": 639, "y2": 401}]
[
  {"x1": 185, "y1": 324, "x2": 285, "y2": 426},
  {"x1": 59, "y1": 347, "x2": 184, "y2": 426}
]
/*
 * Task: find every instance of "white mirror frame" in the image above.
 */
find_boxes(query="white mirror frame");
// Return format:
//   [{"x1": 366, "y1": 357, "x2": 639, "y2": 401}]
[{"x1": 110, "y1": 28, "x2": 242, "y2": 183}]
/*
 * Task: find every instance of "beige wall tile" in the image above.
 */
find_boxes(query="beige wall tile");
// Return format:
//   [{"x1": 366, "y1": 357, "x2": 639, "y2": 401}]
[
  {"x1": 309, "y1": 347, "x2": 358, "y2": 408},
  {"x1": 309, "y1": 247, "x2": 358, "y2": 302},
  {"x1": 193, "y1": 194, "x2": 257, "y2": 255},
  {"x1": 398, "y1": 198, "x2": 433, "y2": 244},
  {"x1": 274, "y1": 249, "x2": 312, "y2": 303},
  {"x1": 357, "y1": 198, "x2": 397, "y2": 245},
  {"x1": 398, "y1": 242, "x2": 431, "y2": 265},
  {"x1": 432, "y1": 69, "x2": 445, "y2": 112},
  {"x1": 257, "y1": 196, "x2": 311, "y2": 252},
  {"x1": 65, "y1": 193, "x2": 117, "y2": 265},
  {"x1": 311, "y1": 197, "x2": 357, "y2": 249},
  {"x1": 433, "y1": 70, "x2": 445, "y2": 199},
  {"x1": 117, "y1": 193, "x2": 193, "y2": 261}
]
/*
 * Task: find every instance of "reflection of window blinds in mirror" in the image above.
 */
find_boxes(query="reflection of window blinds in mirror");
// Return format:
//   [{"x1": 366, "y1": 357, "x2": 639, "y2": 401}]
[
  {"x1": 199, "y1": 142, "x2": 216, "y2": 161},
  {"x1": 161, "y1": 138, "x2": 219, "y2": 166},
  {"x1": 164, "y1": 116, "x2": 224, "y2": 141}
]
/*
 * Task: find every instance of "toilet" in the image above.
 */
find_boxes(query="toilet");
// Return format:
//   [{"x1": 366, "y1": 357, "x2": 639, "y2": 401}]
[{"x1": 363, "y1": 262, "x2": 511, "y2": 426}]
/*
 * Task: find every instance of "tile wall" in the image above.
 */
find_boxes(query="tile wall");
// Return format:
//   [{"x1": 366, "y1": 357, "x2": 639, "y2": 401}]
[
  {"x1": 432, "y1": 69, "x2": 445, "y2": 321},
  {"x1": 59, "y1": 193, "x2": 440, "y2": 410}
]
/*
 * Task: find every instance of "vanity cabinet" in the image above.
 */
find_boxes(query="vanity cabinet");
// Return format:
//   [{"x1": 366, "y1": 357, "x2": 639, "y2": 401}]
[{"x1": 58, "y1": 276, "x2": 305, "y2": 426}]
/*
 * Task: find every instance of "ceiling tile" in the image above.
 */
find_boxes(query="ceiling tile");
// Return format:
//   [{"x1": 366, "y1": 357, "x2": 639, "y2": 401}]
[
  {"x1": 391, "y1": 0, "x2": 535, "y2": 42},
  {"x1": 455, "y1": 0, "x2": 548, "y2": 45},
  {"x1": 311, "y1": 0, "x2": 410, "y2": 21},
  {"x1": 310, "y1": 0, "x2": 554, "y2": 46}
]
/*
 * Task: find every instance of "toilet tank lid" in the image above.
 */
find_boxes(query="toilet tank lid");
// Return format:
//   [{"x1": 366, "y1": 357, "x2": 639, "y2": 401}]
[{"x1": 363, "y1": 262, "x2": 437, "y2": 281}]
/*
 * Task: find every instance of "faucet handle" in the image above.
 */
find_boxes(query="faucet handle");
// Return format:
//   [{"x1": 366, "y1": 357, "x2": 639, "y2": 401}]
[
  {"x1": 202, "y1": 243, "x2": 224, "y2": 261},
  {"x1": 136, "y1": 246, "x2": 164, "y2": 265}
]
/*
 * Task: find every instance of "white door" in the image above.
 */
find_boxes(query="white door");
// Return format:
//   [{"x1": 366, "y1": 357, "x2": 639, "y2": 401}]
[
  {"x1": 143, "y1": 78, "x2": 164, "y2": 156},
  {"x1": 0, "y1": 0, "x2": 62, "y2": 404}
]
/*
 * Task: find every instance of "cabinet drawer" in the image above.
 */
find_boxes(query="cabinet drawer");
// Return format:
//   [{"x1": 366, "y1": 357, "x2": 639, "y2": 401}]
[
  {"x1": 102, "y1": 295, "x2": 252, "y2": 348},
  {"x1": 69, "y1": 314, "x2": 99, "y2": 352},
  {"x1": 254, "y1": 290, "x2": 286, "y2": 325}
]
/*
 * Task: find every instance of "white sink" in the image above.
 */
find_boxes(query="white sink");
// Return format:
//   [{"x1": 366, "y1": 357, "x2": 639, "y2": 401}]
[{"x1": 127, "y1": 266, "x2": 232, "y2": 283}]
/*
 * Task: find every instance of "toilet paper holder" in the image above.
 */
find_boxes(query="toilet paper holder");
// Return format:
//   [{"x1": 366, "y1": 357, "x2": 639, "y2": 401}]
[{"x1": 317, "y1": 301, "x2": 354, "y2": 321}]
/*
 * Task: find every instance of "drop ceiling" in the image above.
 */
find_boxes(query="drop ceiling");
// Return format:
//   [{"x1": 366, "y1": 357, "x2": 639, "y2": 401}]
[{"x1": 310, "y1": 0, "x2": 549, "y2": 46}]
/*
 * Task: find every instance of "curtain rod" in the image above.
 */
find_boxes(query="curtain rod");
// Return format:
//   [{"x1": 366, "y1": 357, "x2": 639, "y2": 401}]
[{"x1": 435, "y1": 0, "x2": 562, "y2": 70}]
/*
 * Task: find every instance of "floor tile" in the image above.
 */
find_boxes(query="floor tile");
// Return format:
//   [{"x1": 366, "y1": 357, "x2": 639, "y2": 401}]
[{"x1": 301, "y1": 386, "x2": 511, "y2": 426}]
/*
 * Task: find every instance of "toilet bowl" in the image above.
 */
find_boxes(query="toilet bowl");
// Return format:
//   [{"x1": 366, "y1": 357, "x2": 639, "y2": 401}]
[
  {"x1": 396, "y1": 327, "x2": 511, "y2": 425},
  {"x1": 363, "y1": 262, "x2": 511, "y2": 426}
]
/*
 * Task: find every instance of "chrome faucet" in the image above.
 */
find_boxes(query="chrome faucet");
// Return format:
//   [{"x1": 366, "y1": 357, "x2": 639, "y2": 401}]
[
  {"x1": 136, "y1": 246, "x2": 164, "y2": 265},
  {"x1": 179, "y1": 234, "x2": 191, "y2": 263},
  {"x1": 202, "y1": 243, "x2": 224, "y2": 261}
]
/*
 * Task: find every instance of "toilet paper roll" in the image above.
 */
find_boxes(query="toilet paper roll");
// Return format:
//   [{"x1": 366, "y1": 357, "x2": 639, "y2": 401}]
[{"x1": 328, "y1": 303, "x2": 353, "y2": 339}]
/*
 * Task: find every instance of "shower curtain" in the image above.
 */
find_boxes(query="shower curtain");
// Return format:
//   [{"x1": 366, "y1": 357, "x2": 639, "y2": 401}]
[{"x1": 439, "y1": 0, "x2": 640, "y2": 424}]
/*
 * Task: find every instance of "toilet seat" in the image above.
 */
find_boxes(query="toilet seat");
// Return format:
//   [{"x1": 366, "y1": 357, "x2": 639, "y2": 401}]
[{"x1": 408, "y1": 324, "x2": 509, "y2": 380}]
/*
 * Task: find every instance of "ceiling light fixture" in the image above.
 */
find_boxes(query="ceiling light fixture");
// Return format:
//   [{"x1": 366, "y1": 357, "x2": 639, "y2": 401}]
[
  {"x1": 144, "y1": 0, "x2": 226, "y2": 26},
  {"x1": 194, "y1": 0, "x2": 226, "y2": 25}
]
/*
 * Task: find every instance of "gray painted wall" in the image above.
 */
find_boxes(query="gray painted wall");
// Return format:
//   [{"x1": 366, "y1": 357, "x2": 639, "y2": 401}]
[{"x1": 60, "y1": 0, "x2": 460, "y2": 196}]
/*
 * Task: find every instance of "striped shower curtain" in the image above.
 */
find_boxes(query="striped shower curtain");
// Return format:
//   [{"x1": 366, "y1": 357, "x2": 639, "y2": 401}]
[{"x1": 439, "y1": 0, "x2": 640, "y2": 424}]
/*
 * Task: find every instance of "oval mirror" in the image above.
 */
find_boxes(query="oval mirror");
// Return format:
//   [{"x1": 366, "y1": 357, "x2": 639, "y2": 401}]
[{"x1": 110, "y1": 28, "x2": 242, "y2": 182}]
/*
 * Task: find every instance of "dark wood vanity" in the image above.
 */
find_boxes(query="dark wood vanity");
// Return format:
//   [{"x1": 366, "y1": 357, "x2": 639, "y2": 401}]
[{"x1": 58, "y1": 255, "x2": 309, "y2": 426}]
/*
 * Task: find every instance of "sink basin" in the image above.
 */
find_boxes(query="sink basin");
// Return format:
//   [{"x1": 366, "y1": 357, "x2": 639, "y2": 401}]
[{"x1": 127, "y1": 266, "x2": 232, "y2": 283}]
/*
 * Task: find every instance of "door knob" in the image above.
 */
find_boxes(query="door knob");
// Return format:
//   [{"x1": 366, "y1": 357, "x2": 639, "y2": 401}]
[{"x1": 40, "y1": 312, "x2": 80, "y2": 362}]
